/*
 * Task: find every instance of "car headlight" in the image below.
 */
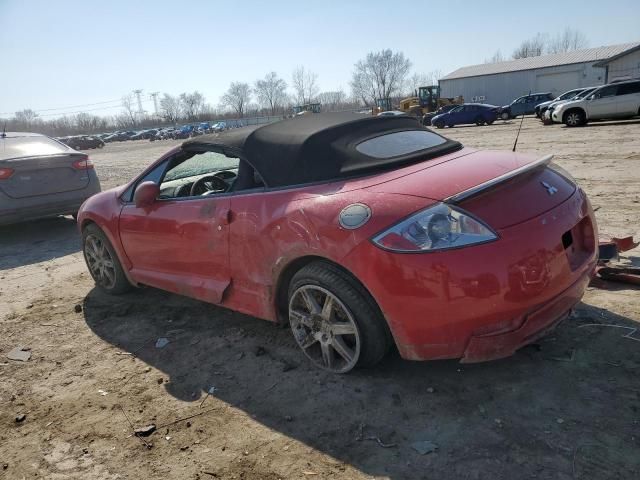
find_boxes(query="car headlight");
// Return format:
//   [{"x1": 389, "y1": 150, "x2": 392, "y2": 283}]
[{"x1": 372, "y1": 203, "x2": 498, "y2": 252}]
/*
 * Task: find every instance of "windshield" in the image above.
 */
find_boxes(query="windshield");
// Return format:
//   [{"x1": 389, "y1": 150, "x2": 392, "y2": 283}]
[
  {"x1": 164, "y1": 151, "x2": 239, "y2": 182},
  {"x1": 574, "y1": 88, "x2": 596, "y2": 100},
  {"x1": 558, "y1": 90, "x2": 581, "y2": 100}
]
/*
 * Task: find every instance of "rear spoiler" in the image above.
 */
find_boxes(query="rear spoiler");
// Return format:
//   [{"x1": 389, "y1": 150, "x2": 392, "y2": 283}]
[{"x1": 444, "y1": 154, "x2": 554, "y2": 204}]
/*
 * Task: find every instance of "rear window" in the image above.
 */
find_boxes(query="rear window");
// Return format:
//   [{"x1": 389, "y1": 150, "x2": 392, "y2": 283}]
[
  {"x1": 355, "y1": 130, "x2": 446, "y2": 159},
  {"x1": 0, "y1": 135, "x2": 69, "y2": 160}
]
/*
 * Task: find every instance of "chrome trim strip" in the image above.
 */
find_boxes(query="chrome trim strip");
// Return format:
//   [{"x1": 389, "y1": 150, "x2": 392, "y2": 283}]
[{"x1": 444, "y1": 154, "x2": 554, "y2": 204}]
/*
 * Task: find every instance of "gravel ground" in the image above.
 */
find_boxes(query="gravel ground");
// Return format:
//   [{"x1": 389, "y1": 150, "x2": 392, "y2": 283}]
[{"x1": 1, "y1": 117, "x2": 639, "y2": 480}]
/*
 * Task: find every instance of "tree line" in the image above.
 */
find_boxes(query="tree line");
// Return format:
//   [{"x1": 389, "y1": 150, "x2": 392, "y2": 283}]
[{"x1": 486, "y1": 27, "x2": 589, "y2": 63}]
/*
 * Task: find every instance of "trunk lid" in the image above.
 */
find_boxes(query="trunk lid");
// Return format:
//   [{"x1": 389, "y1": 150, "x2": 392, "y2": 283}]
[
  {"x1": 0, "y1": 153, "x2": 91, "y2": 198},
  {"x1": 366, "y1": 150, "x2": 576, "y2": 229}
]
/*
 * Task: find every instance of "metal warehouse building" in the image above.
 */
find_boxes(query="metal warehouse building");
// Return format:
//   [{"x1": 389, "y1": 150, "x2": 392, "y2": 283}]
[{"x1": 440, "y1": 42, "x2": 640, "y2": 106}]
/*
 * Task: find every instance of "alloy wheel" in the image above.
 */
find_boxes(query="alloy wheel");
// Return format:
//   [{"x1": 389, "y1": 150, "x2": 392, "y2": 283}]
[
  {"x1": 84, "y1": 234, "x2": 117, "y2": 289},
  {"x1": 566, "y1": 112, "x2": 580, "y2": 126},
  {"x1": 289, "y1": 285, "x2": 361, "y2": 373}
]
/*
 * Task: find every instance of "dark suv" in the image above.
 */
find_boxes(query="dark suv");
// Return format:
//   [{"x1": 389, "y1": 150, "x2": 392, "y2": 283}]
[{"x1": 501, "y1": 92, "x2": 554, "y2": 119}]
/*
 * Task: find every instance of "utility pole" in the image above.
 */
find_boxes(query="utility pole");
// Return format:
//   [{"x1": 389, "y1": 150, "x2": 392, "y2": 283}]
[
  {"x1": 133, "y1": 89, "x2": 144, "y2": 119},
  {"x1": 150, "y1": 92, "x2": 160, "y2": 117}
]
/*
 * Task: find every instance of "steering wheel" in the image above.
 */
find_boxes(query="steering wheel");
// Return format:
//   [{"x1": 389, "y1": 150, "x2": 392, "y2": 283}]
[{"x1": 190, "y1": 175, "x2": 229, "y2": 196}]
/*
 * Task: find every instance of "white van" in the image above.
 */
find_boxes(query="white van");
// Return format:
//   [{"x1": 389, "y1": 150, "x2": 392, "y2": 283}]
[{"x1": 552, "y1": 79, "x2": 640, "y2": 126}]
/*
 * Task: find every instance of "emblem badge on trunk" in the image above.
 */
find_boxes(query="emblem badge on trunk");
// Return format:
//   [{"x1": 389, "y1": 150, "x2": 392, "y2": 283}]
[{"x1": 541, "y1": 181, "x2": 558, "y2": 196}]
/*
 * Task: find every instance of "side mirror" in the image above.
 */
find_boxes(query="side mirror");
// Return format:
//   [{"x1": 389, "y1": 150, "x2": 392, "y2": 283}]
[{"x1": 133, "y1": 181, "x2": 159, "y2": 208}]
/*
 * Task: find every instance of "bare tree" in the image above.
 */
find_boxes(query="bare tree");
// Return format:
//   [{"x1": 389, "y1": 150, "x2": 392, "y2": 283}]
[
  {"x1": 350, "y1": 49, "x2": 412, "y2": 106},
  {"x1": 317, "y1": 90, "x2": 347, "y2": 110},
  {"x1": 220, "y1": 82, "x2": 252, "y2": 117},
  {"x1": 548, "y1": 28, "x2": 588, "y2": 54},
  {"x1": 159, "y1": 94, "x2": 182, "y2": 123},
  {"x1": 179, "y1": 91, "x2": 206, "y2": 120},
  {"x1": 14, "y1": 109, "x2": 39, "y2": 127},
  {"x1": 485, "y1": 49, "x2": 505, "y2": 63},
  {"x1": 121, "y1": 94, "x2": 137, "y2": 126},
  {"x1": 291, "y1": 66, "x2": 319, "y2": 105},
  {"x1": 254, "y1": 72, "x2": 288, "y2": 115},
  {"x1": 512, "y1": 33, "x2": 547, "y2": 59}
]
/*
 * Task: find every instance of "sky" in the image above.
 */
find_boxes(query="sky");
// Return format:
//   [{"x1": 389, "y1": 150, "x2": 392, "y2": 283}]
[{"x1": 1, "y1": 0, "x2": 639, "y2": 119}]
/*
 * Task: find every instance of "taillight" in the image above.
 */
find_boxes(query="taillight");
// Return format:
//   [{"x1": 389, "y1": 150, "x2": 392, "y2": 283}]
[
  {"x1": 72, "y1": 157, "x2": 94, "y2": 170},
  {"x1": 0, "y1": 167, "x2": 14, "y2": 179}
]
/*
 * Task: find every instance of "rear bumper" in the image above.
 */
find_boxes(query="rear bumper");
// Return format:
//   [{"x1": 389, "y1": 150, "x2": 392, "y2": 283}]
[
  {"x1": 0, "y1": 174, "x2": 101, "y2": 225},
  {"x1": 460, "y1": 269, "x2": 590, "y2": 362}
]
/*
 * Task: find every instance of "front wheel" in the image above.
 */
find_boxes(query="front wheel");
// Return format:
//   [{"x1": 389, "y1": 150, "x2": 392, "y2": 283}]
[
  {"x1": 474, "y1": 116, "x2": 485, "y2": 126},
  {"x1": 433, "y1": 120, "x2": 444, "y2": 129},
  {"x1": 82, "y1": 224, "x2": 132, "y2": 294},
  {"x1": 288, "y1": 261, "x2": 390, "y2": 373},
  {"x1": 500, "y1": 111, "x2": 510, "y2": 121},
  {"x1": 564, "y1": 110, "x2": 585, "y2": 127}
]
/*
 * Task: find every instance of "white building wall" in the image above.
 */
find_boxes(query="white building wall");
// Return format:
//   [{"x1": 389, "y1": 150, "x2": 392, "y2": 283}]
[
  {"x1": 607, "y1": 49, "x2": 640, "y2": 81},
  {"x1": 440, "y1": 62, "x2": 607, "y2": 106}
]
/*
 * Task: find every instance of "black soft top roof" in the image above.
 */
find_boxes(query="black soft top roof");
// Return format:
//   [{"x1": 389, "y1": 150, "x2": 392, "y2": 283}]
[{"x1": 183, "y1": 112, "x2": 461, "y2": 187}]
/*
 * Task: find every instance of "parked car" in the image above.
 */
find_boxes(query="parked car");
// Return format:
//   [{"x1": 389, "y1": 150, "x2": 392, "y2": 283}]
[
  {"x1": 211, "y1": 122, "x2": 227, "y2": 132},
  {"x1": 422, "y1": 104, "x2": 457, "y2": 126},
  {"x1": 501, "y1": 92, "x2": 554, "y2": 119},
  {"x1": 104, "y1": 132, "x2": 129, "y2": 142},
  {"x1": 535, "y1": 88, "x2": 589, "y2": 118},
  {"x1": 174, "y1": 126, "x2": 194, "y2": 139},
  {"x1": 66, "y1": 135, "x2": 105, "y2": 150},
  {"x1": 77, "y1": 113, "x2": 597, "y2": 373},
  {"x1": 543, "y1": 87, "x2": 598, "y2": 124},
  {"x1": 552, "y1": 79, "x2": 640, "y2": 126},
  {"x1": 0, "y1": 132, "x2": 101, "y2": 225},
  {"x1": 431, "y1": 103, "x2": 499, "y2": 128}
]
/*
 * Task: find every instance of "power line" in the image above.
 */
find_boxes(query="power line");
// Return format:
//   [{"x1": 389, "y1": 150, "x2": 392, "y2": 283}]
[
  {"x1": 35, "y1": 99, "x2": 153, "y2": 118},
  {"x1": 0, "y1": 98, "x2": 124, "y2": 116}
]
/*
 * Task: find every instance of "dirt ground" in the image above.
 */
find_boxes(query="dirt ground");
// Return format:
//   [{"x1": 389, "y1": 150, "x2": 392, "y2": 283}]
[{"x1": 1, "y1": 118, "x2": 639, "y2": 480}]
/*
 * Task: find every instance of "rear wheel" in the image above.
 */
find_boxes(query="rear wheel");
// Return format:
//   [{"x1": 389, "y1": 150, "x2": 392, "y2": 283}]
[
  {"x1": 564, "y1": 109, "x2": 585, "y2": 127},
  {"x1": 486, "y1": 119, "x2": 495, "y2": 125},
  {"x1": 475, "y1": 116, "x2": 485, "y2": 126},
  {"x1": 82, "y1": 224, "x2": 132, "y2": 294},
  {"x1": 288, "y1": 261, "x2": 390, "y2": 373}
]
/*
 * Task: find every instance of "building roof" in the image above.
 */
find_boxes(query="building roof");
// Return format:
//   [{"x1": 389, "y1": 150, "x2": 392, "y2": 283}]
[
  {"x1": 593, "y1": 44, "x2": 640, "y2": 67},
  {"x1": 183, "y1": 113, "x2": 461, "y2": 187},
  {"x1": 441, "y1": 42, "x2": 640, "y2": 81}
]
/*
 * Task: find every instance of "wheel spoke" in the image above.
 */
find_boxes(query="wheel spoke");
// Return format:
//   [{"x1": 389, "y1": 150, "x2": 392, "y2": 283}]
[
  {"x1": 320, "y1": 294, "x2": 334, "y2": 321},
  {"x1": 300, "y1": 289, "x2": 321, "y2": 314},
  {"x1": 298, "y1": 332, "x2": 318, "y2": 349},
  {"x1": 331, "y1": 336, "x2": 355, "y2": 362},
  {"x1": 331, "y1": 322, "x2": 356, "y2": 336},
  {"x1": 103, "y1": 268, "x2": 115, "y2": 284},
  {"x1": 290, "y1": 308, "x2": 313, "y2": 328},
  {"x1": 102, "y1": 258, "x2": 114, "y2": 268},
  {"x1": 321, "y1": 342, "x2": 334, "y2": 369}
]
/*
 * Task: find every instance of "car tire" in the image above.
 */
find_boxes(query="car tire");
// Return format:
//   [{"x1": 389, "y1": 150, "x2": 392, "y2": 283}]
[
  {"x1": 82, "y1": 223, "x2": 132, "y2": 295},
  {"x1": 474, "y1": 116, "x2": 485, "y2": 126},
  {"x1": 563, "y1": 109, "x2": 585, "y2": 127},
  {"x1": 97, "y1": 143, "x2": 104, "y2": 148},
  {"x1": 500, "y1": 111, "x2": 510, "y2": 121},
  {"x1": 433, "y1": 120, "x2": 444, "y2": 129},
  {"x1": 486, "y1": 119, "x2": 494, "y2": 125},
  {"x1": 288, "y1": 261, "x2": 390, "y2": 373}
]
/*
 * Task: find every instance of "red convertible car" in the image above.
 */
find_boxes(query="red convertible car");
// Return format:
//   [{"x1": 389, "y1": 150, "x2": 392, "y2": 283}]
[{"x1": 78, "y1": 113, "x2": 597, "y2": 373}]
